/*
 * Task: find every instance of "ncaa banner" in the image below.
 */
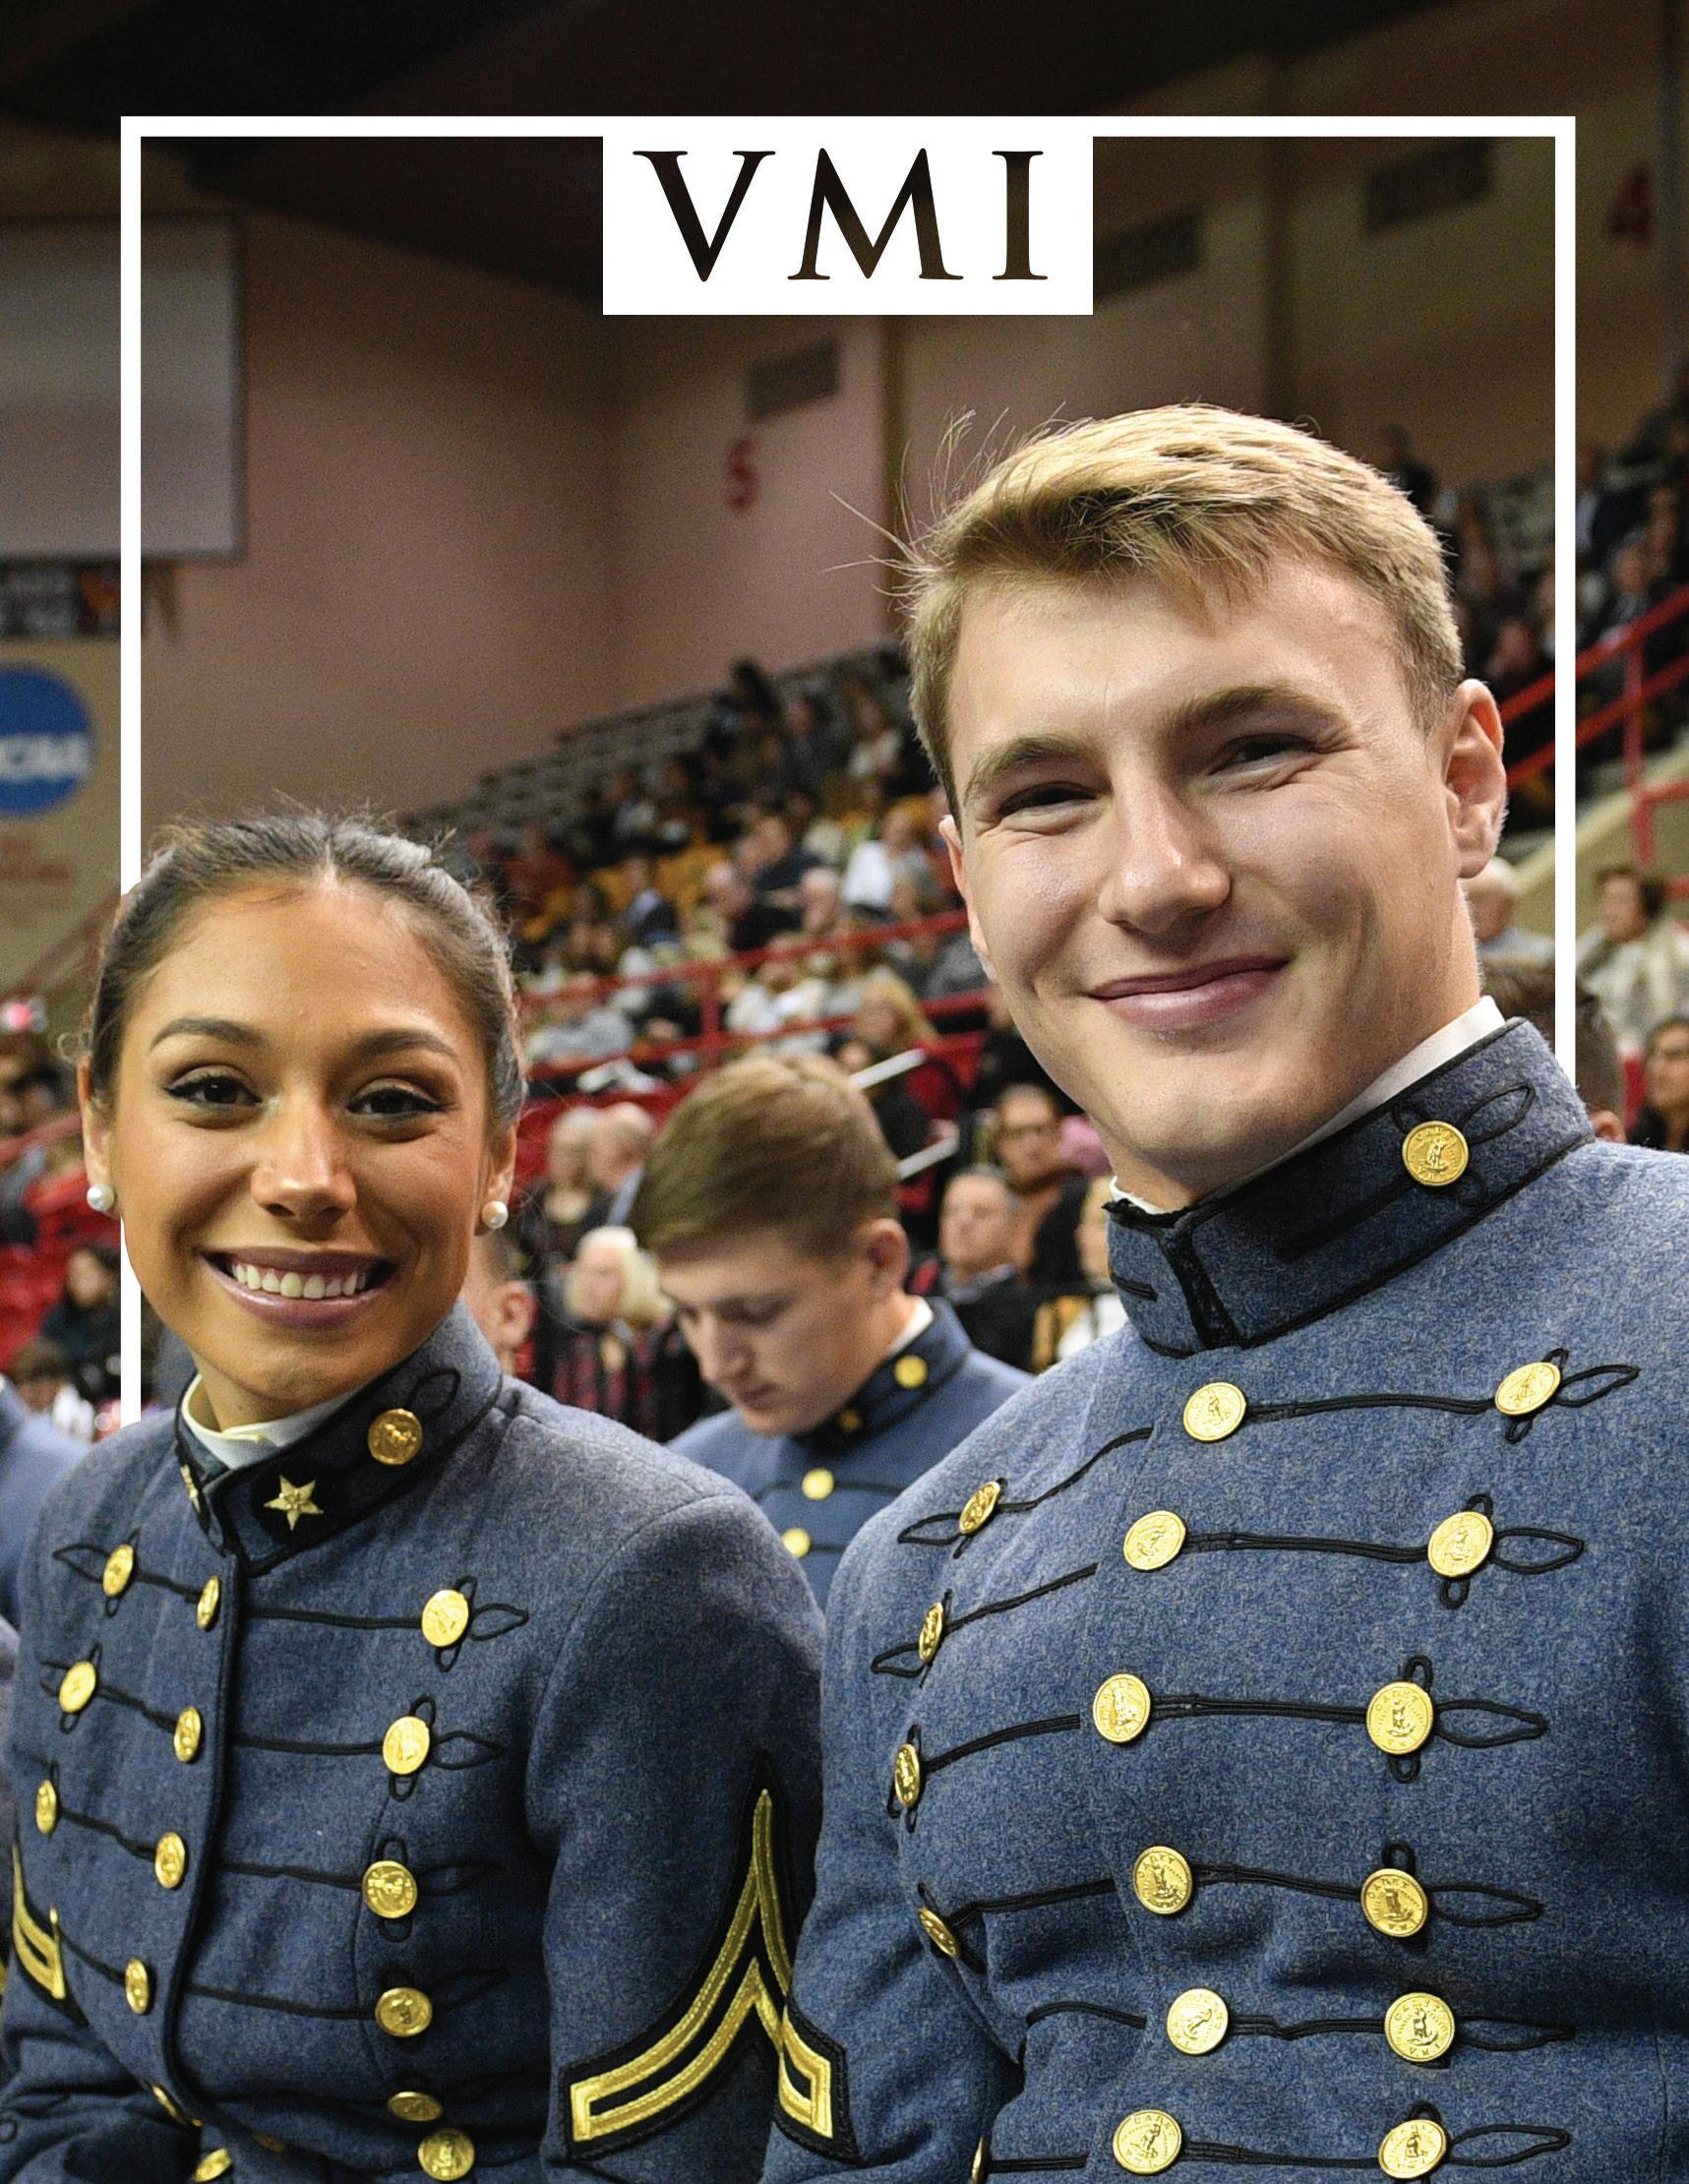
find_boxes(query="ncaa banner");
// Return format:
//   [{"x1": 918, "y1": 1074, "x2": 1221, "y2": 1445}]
[
  {"x1": 601, "y1": 117, "x2": 1093, "y2": 316},
  {"x1": 0, "y1": 638, "x2": 117, "y2": 994}
]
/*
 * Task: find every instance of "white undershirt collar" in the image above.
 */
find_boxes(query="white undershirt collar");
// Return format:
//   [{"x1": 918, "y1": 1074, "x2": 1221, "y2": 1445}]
[
  {"x1": 181, "y1": 1375, "x2": 361, "y2": 1473},
  {"x1": 1112, "y1": 998, "x2": 1505, "y2": 1216}
]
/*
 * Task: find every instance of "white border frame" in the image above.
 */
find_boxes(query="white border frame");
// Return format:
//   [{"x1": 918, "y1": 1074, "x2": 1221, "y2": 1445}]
[{"x1": 116, "y1": 111, "x2": 1575, "y2": 1420}]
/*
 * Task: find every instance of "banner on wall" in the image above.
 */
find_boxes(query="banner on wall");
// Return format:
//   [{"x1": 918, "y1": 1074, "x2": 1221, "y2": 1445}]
[{"x1": 0, "y1": 637, "x2": 118, "y2": 996}]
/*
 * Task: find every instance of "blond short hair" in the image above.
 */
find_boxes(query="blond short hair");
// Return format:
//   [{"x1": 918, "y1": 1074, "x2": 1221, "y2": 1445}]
[
  {"x1": 631, "y1": 1054, "x2": 899, "y2": 1262},
  {"x1": 566, "y1": 1226, "x2": 667, "y2": 1330},
  {"x1": 903, "y1": 404, "x2": 1463, "y2": 809}
]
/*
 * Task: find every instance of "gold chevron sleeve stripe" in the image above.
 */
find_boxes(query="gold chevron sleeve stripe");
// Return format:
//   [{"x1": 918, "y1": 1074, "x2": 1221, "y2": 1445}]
[
  {"x1": 568, "y1": 1787, "x2": 791, "y2": 2146},
  {"x1": 776, "y1": 2006, "x2": 834, "y2": 2141},
  {"x1": 11, "y1": 1843, "x2": 67, "y2": 2002}
]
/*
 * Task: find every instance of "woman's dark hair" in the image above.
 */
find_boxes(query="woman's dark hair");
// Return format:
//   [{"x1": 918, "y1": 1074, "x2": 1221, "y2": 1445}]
[
  {"x1": 81, "y1": 814, "x2": 525, "y2": 1130},
  {"x1": 1596, "y1": 863, "x2": 1668, "y2": 923}
]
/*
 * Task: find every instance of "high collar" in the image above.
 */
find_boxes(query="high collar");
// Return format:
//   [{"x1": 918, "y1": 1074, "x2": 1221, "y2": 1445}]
[
  {"x1": 795, "y1": 1299, "x2": 975, "y2": 1457},
  {"x1": 1106, "y1": 1020, "x2": 1591, "y2": 1356},
  {"x1": 172, "y1": 1304, "x2": 505, "y2": 1569}
]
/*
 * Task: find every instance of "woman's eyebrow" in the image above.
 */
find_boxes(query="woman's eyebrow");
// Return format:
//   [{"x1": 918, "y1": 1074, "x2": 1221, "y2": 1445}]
[
  {"x1": 147, "y1": 1019, "x2": 459, "y2": 1063},
  {"x1": 149, "y1": 1014, "x2": 261, "y2": 1051}
]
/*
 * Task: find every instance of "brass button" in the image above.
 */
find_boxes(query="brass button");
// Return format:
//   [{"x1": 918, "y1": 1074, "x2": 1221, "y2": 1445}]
[
  {"x1": 125, "y1": 1959, "x2": 152, "y2": 2014},
  {"x1": 364, "y1": 1859, "x2": 420, "y2": 1919},
  {"x1": 174, "y1": 1706, "x2": 203, "y2": 1763},
  {"x1": 34, "y1": 1780, "x2": 57, "y2": 1835},
  {"x1": 1494, "y1": 1360, "x2": 1561, "y2": 1417},
  {"x1": 917, "y1": 1602, "x2": 945, "y2": 1666},
  {"x1": 419, "y1": 2128, "x2": 475, "y2": 2179},
  {"x1": 376, "y1": 1985, "x2": 434, "y2": 2038},
  {"x1": 1093, "y1": 1671, "x2": 1153, "y2": 1745},
  {"x1": 894, "y1": 1354, "x2": 929, "y2": 1389},
  {"x1": 892, "y1": 1741, "x2": 923, "y2": 1808},
  {"x1": 1123, "y1": 1511, "x2": 1186, "y2": 1571},
  {"x1": 196, "y1": 1577, "x2": 220, "y2": 1630},
  {"x1": 420, "y1": 1589, "x2": 470, "y2": 1648},
  {"x1": 782, "y1": 1526, "x2": 812, "y2": 1558},
  {"x1": 192, "y1": 2154, "x2": 232, "y2": 2181},
  {"x1": 836, "y1": 1408, "x2": 863, "y2": 1434},
  {"x1": 179, "y1": 1463, "x2": 204, "y2": 1515},
  {"x1": 1182, "y1": 1381, "x2": 1245, "y2": 1441},
  {"x1": 368, "y1": 1407, "x2": 425, "y2": 1466},
  {"x1": 154, "y1": 1833, "x2": 187, "y2": 1890},
  {"x1": 1166, "y1": 1986, "x2": 1229, "y2": 2055},
  {"x1": 390, "y1": 2090, "x2": 445, "y2": 2123},
  {"x1": 1401, "y1": 1121, "x2": 1469, "y2": 1186},
  {"x1": 59, "y1": 1661, "x2": 97, "y2": 1714},
  {"x1": 1384, "y1": 1990, "x2": 1457, "y2": 2063},
  {"x1": 1361, "y1": 1866, "x2": 1429, "y2": 1938},
  {"x1": 1113, "y1": 2108, "x2": 1182, "y2": 2173},
  {"x1": 1379, "y1": 2116, "x2": 1448, "y2": 2177},
  {"x1": 1426, "y1": 1510, "x2": 1493, "y2": 1578},
  {"x1": 1132, "y1": 1846, "x2": 1193, "y2": 1915},
  {"x1": 1367, "y1": 1680, "x2": 1434, "y2": 1755},
  {"x1": 101, "y1": 1545, "x2": 135, "y2": 1598},
  {"x1": 957, "y1": 1479, "x2": 1002, "y2": 1535},
  {"x1": 801, "y1": 1467, "x2": 835, "y2": 1501},
  {"x1": 384, "y1": 1716, "x2": 432, "y2": 1776},
  {"x1": 917, "y1": 1907, "x2": 959, "y2": 1958}
]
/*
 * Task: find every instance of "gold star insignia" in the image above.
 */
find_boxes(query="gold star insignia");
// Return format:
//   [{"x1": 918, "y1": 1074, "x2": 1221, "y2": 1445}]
[{"x1": 265, "y1": 1477, "x2": 324, "y2": 1531}]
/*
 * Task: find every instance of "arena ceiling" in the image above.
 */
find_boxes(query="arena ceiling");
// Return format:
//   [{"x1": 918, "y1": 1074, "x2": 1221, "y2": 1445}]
[{"x1": 1, "y1": 0, "x2": 1457, "y2": 302}]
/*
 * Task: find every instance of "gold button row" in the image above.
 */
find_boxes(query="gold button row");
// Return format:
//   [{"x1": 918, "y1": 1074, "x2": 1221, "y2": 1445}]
[
  {"x1": 1162, "y1": 1985, "x2": 1453, "y2": 2062},
  {"x1": 1122, "y1": 1506, "x2": 1495, "y2": 1581},
  {"x1": 1112, "y1": 2109, "x2": 1450, "y2": 2175},
  {"x1": 102, "y1": 1548, "x2": 225, "y2": 1632},
  {"x1": 1094, "y1": 1671, "x2": 1430, "y2": 1756},
  {"x1": 1131, "y1": 1847, "x2": 1429, "y2": 1938},
  {"x1": 1180, "y1": 1357, "x2": 1559, "y2": 1446}
]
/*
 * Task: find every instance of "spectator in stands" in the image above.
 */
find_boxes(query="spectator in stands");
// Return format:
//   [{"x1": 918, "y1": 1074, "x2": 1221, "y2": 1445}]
[
  {"x1": 1631, "y1": 1014, "x2": 1689, "y2": 1152},
  {"x1": 617, "y1": 854, "x2": 678, "y2": 949},
  {"x1": 515, "y1": 1104, "x2": 599, "y2": 1271},
  {"x1": 750, "y1": 809, "x2": 824, "y2": 913},
  {"x1": 605, "y1": 764, "x2": 659, "y2": 857},
  {"x1": 0, "y1": 1361, "x2": 84, "y2": 1621},
  {"x1": 582, "y1": 1101, "x2": 655, "y2": 1231},
  {"x1": 852, "y1": 966, "x2": 935, "y2": 1062},
  {"x1": 1464, "y1": 855, "x2": 1553, "y2": 965},
  {"x1": 935, "y1": 1166, "x2": 1038, "y2": 1371},
  {"x1": 992, "y1": 1081, "x2": 1089, "y2": 1290},
  {"x1": 842, "y1": 802, "x2": 933, "y2": 916},
  {"x1": 841, "y1": 673, "x2": 904, "y2": 787},
  {"x1": 522, "y1": 970, "x2": 636, "y2": 1071},
  {"x1": 775, "y1": 686, "x2": 848, "y2": 800},
  {"x1": 530, "y1": 1225, "x2": 704, "y2": 1443},
  {"x1": 633, "y1": 1054, "x2": 1025, "y2": 1603},
  {"x1": 700, "y1": 857, "x2": 797, "y2": 954},
  {"x1": 6, "y1": 1337, "x2": 95, "y2": 1442},
  {"x1": 1577, "y1": 863, "x2": 1689, "y2": 1057},
  {"x1": 1378, "y1": 424, "x2": 1438, "y2": 522},
  {"x1": 38, "y1": 1241, "x2": 121, "y2": 1406},
  {"x1": 458, "y1": 1225, "x2": 538, "y2": 1375},
  {"x1": 1578, "y1": 441, "x2": 1635, "y2": 573}
]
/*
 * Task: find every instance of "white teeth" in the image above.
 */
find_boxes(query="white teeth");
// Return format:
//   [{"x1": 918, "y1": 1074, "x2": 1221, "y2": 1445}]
[
  {"x1": 322, "y1": 1276, "x2": 343, "y2": 1299},
  {"x1": 302, "y1": 1275, "x2": 327, "y2": 1300},
  {"x1": 226, "y1": 1258, "x2": 374, "y2": 1298},
  {"x1": 279, "y1": 1272, "x2": 304, "y2": 1298},
  {"x1": 260, "y1": 1270, "x2": 283, "y2": 1294}
]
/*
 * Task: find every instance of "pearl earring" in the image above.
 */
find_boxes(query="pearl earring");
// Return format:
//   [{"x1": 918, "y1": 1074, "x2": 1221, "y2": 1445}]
[
  {"x1": 480, "y1": 1199, "x2": 509, "y2": 1232},
  {"x1": 87, "y1": 1183, "x2": 116, "y2": 1215}
]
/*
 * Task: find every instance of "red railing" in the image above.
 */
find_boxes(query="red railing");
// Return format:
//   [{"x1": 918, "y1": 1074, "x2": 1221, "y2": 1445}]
[{"x1": 1505, "y1": 580, "x2": 1689, "y2": 892}]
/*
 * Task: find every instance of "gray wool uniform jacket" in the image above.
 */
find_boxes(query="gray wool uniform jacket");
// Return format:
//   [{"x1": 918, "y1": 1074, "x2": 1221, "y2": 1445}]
[
  {"x1": 762, "y1": 1021, "x2": 1689, "y2": 2183},
  {"x1": 0, "y1": 1304, "x2": 823, "y2": 2182}
]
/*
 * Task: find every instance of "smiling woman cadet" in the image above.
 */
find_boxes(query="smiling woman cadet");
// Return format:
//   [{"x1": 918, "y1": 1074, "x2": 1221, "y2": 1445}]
[{"x1": 0, "y1": 817, "x2": 822, "y2": 2184}]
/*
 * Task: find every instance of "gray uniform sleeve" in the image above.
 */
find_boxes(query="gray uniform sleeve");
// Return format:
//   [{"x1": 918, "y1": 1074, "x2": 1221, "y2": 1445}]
[
  {"x1": 0, "y1": 1534, "x2": 197, "y2": 2181},
  {"x1": 762, "y1": 1534, "x2": 1013, "y2": 2182},
  {"x1": 531, "y1": 1487, "x2": 823, "y2": 2180}
]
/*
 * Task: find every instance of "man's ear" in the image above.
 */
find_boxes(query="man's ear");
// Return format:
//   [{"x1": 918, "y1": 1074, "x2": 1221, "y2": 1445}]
[
  {"x1": 1587, "y1": 1107, "x2": 1627, "y2": 1144},
  {"x1": 1441, "y1": 680, "x2": 1509, "y2": 878},
  {"x1": 859, "y1": 1216, "x2": 911, "y2": 1298},
  {"x1": 939, "y1": 815, "x2": 997, "y2": 985},
  {"x1": 498, "y1": 1280, "x2": 538, "y2": 1354}
]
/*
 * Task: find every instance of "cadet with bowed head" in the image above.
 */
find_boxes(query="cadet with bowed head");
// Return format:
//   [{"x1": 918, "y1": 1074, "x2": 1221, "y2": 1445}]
[{"x1": 0, "y1": 814, "x2": 821, "y2": 2184}]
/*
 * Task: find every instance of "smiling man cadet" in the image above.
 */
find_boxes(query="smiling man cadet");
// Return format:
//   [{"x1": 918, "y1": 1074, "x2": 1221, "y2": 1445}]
[
  {"x1": 761, "y1": 407, "x2": 1689, "y2": 2184},
  {"x1": 633, "y1": 1054, "x2": 1025, "y2": 1606}
]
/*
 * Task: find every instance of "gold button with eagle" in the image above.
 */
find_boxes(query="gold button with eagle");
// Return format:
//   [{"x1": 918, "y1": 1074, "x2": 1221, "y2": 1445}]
[{"x1": 368, "y1": 1408, "x2": 425, "y2": 1466}]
